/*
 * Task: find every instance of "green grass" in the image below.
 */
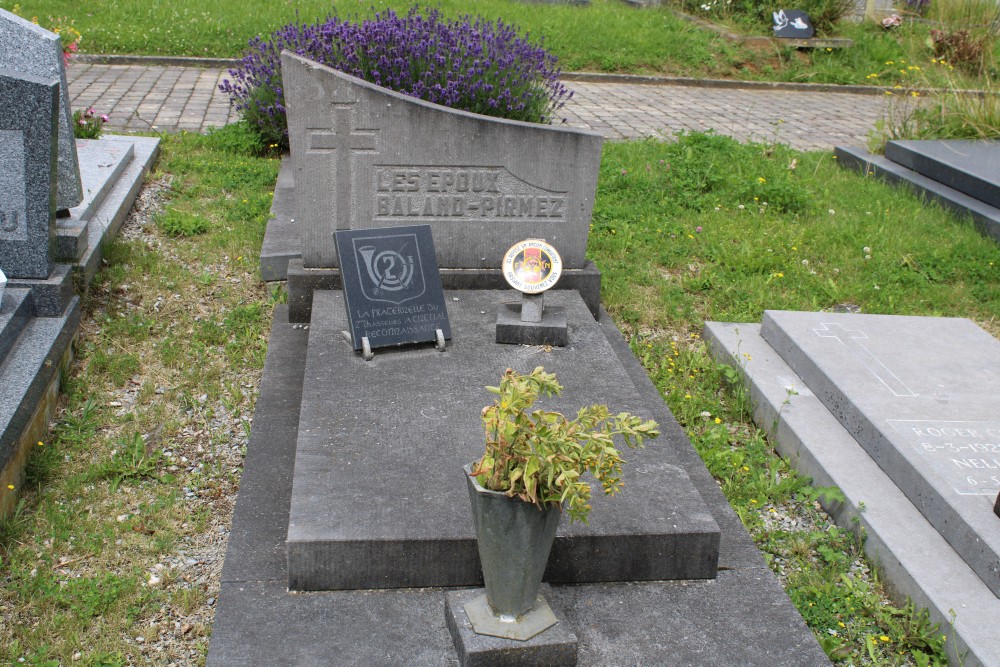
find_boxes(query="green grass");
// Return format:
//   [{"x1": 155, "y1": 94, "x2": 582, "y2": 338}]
[
  {"x1": 4, "y1": 0, "x2": 997, "y2": 87},
  {"x1": 589, "y1": 133, "x2": 998, "y2": 664},
  {"x1": 0, "y1": 124, "x2": 279, "y2": 666}
]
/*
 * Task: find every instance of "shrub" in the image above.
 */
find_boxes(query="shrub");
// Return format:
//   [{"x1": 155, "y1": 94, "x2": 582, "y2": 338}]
[
  {"x1": 220, "y1": 7, "x2": 572, "y2": 151},
  {"x1": 72, "y1": 108, "x2": 107, "y2": 140}
]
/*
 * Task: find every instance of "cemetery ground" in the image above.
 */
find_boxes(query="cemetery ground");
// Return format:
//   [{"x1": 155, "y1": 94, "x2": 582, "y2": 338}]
[
  {"x1": 5, "y1": 0, "x2": 998, "y2": 90},
  {"x1": 4, "y1": 122, "x2": 999, "y2": 664}
]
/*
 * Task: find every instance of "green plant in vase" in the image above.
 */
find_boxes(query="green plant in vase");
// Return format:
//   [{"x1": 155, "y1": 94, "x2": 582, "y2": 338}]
[{"x1": 464, "y1": 366, "x2": 658, "y2": 641}]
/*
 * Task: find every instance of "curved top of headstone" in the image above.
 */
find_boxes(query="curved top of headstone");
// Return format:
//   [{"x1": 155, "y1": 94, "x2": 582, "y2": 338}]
[
  {"x1": 281, "y1": 51, "x2": 603, "y2": 271},
  {"x1": 0, "y1": 8, "x2": 82, "y2": 211}
]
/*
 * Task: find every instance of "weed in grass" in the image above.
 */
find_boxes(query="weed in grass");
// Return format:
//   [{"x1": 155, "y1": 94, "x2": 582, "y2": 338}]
[
  {"x1": 91, "y1": 433, "x2": 164, "y2": 492},
  {"x1": 158, "y1": 208, "x2": 209, "y2": 237}
]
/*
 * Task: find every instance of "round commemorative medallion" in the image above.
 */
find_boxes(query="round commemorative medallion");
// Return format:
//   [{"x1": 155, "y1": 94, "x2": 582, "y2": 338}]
[{"x1": 501, "y1": 239, "x2": 563, "y2": 294}]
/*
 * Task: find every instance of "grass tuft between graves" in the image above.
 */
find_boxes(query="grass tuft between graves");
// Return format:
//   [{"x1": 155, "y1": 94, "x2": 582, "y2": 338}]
[
  {"x1": 0, "y1": 123, "x2": 279, "y2": 666},
  {"x1": 590, "y1": 133, "x2": 1000, "y2": 665}
]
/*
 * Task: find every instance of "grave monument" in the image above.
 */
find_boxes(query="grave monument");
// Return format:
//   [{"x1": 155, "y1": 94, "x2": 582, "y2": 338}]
[
  {"x1": 268, "y1": 52, "x2": 605, "y2": 321},
  {"x1": 706, "y1": 311, "x2": 1000, "y2": 666},
  {"x1": 207, "y1": 52, "x2": 829, "y2": 665},
  {"x1": 0, "y1": 28, "x2": 159, "y2": 515},
  {"x1": 0, "y1": 8, "x2": 82, "y2": 213}
]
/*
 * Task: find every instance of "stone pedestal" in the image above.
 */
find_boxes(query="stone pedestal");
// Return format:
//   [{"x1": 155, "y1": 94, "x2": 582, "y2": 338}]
[
  {"x1": 445, "y1": 586, "x2": 577, "y2": 667},
  {"x1": 496, "y1": 303, "x2": 568, "y2": 347}
]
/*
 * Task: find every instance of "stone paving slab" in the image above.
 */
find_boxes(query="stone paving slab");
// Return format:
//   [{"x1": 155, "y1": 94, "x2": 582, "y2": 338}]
[{"x1": 67, "y1": 63, "x2": 887, "y2": 151}]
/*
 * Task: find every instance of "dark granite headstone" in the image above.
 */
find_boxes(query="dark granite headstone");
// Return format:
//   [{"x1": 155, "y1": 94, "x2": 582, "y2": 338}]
[
  {"x1": 0, "y1": 9, "x2": 82, "y2": 211},
  {"x1": 885, "y1": 140, "x2": 1000, "y2": 209},
  {"x1": 772, "y1": 10, "x2": 814, "y2": 38},
  {"x1": 335, "y1": 224, "x2": 451, "y2": 351},
  {"x1": 0, "y1": 68, "x2": 58, "y2": 280}
]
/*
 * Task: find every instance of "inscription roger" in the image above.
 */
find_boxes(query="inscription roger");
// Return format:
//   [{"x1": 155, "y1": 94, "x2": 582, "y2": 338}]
[
  {"x1": 372, "y1": 166, "x2": 566, "y2": 222},
  {"x1": 0, "y1": 130, "x2": 27, "y2": 241},
  {"x1": 889, "y1": 419, "x2": 1000, "y2": 495}
]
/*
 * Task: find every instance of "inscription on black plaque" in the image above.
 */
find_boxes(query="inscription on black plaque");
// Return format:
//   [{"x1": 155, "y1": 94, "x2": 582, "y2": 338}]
[{"x1": 335, "y1": 224, "x2": 451, "y2": 351}]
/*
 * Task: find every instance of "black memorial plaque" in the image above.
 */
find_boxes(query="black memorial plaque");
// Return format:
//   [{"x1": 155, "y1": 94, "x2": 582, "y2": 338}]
[
  {"x1": 334, "y1": 224, "x2": 451, "y2": 351},
  {"x1": 772, "y1": 10, "x2": 815, "y2": 38}
]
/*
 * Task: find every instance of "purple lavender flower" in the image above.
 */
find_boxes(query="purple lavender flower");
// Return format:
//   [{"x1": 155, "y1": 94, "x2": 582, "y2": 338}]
[{"x1": 219, "y1": 7, "x2": 571, "y2": 150}]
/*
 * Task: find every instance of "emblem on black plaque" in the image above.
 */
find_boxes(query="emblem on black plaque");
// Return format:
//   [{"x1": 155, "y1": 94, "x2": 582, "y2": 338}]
[{"x1": 352, "y1": 233, "x2": 426, "y2": 305}]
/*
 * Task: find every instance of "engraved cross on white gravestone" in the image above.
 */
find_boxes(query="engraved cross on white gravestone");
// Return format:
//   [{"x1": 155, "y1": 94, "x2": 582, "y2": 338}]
[
  {"x1": 813, "y1": 322, "x2": 917, "y2": 397},
  {"x1": 306, "y1": 96, "x2": 379, "y2": 233}
]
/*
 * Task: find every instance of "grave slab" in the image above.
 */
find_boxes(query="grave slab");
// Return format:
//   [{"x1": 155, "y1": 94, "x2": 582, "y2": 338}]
[
  {"x1": 834, "y1": 145, "x2": 1000, "y2": 244},
  {"x1": 286, "y1": 290, "x2": 720, "y2": 591},
  {"x1": 55, "y1": 138, "x2": 134, "y2": 261},
  {"x1": 282, "y1": 52, "x2": 602, "y2": 271},
  {"x1": 445, "y1": 585, "x2": 578, "y2": 667},
  {"x1": 760, "y1": 310, "x2": 1000, "y2": 596},
  {"x1": 0, "y1": 297, "x2": 80, "y2": 487},
  {"x1": 0, "y1": 68, "x2": 58, "y2": 280},
  {"x1": 706, "y1": 321, "x2": 1000, "y2": 667},
  {"x1": 0, "y1": 9, "x2": 82, "y2": 211},
  {"x1": 207, "y1": 307, "x2": 827, "y2": 666},
  {"x1": 0, "y1": 287, "x2": 31, "y2": 363},
  {"x1": 886, "y1": 140, "x2": 1000, "y2": 209},
  {"x1": 259, "y1": 157, "x2": 297, "y2": 281}
]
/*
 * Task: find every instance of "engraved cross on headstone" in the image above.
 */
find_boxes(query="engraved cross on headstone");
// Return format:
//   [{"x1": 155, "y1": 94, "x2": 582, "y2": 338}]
[
  {"x1": 813, "y1": 322, "x2": 917, "y2": 397},
  {"x1": 307, "y1": 97, "x2": 379, "y2": 232}
]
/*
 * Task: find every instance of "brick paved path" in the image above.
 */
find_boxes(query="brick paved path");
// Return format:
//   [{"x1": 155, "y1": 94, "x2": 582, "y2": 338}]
[{"x1": 67, "y1": 63, "x2": 887, "y2": 151}]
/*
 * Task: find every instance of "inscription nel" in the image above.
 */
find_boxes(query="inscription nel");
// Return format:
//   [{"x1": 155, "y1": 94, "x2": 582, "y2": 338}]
[{"x1": 889, "y1": 419, "x2": 1000, "y2": 495}]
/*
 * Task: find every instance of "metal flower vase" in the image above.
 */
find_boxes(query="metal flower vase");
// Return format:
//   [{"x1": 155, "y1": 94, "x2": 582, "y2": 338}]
[{"x1": 464, "y1": 464, "x2": 561, "y2": 641}]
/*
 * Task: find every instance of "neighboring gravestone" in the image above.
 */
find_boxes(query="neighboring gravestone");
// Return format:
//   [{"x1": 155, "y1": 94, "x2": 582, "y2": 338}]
[
  {"x1": 885, "y1": 140, "x2": 1000, "y2": 209},
  {"x1": 282, "y1": 52, "x2": 603, "y2": 271},
  {"x1": 772, "y1": 10, "x2": 815, "y2": 38},
  {"x1": 335, "y1": 224, "x2": 450, "y2": 355},
  {"x1": 0, "y1": 8, "x2": 82, "y2": 212},
  {"x1": 760, "y1": 310, "x2": 1000, "y2": 596},
  {"x1": 0, "y1": 68, "x2": 58, "y2": 280}
]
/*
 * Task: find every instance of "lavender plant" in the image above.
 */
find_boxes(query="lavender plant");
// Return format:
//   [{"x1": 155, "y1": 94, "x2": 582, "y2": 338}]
[{"x1": 220, "y1": 7, "x2": 572, "y2": 150}]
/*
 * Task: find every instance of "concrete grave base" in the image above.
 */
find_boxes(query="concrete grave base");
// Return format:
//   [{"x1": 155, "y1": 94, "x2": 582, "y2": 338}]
[
  {"x1": 446, "y1": 586, "x2": 578, "y2": 667},
  {"x1": 886, "y1": 140, "x2": 1000, "y2": 209},
  {"x1": 67, "y1": 135, "x2": 160, "y2": 288},
  {"x1": 0, "y1": 297, "x2": 79, "y2": 516},
  {"x1": 286, "y1": 258, "x2": 603, "y2": 322},
  {"x1": 835, "y1": 144, "x2": 1000, "y2": 245},
  {"x1": 206, "y1": 305, "x2": 829, "y2": 665},
  {"x1": 705, "y1": 320, "x2": 1000, "y2": 667},
  {"x1": 287, "y1": 290, "x2": 720, "y2": 591},
  {"x1": 495, "y1": 303, "x2": 568, "y2": 346}
]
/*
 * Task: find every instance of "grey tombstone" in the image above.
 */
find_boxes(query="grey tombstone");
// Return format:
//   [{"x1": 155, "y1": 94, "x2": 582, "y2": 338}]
[
  {"x1": 281, "y1": 52, "x2": 602, "y2": 271},
  {"x1": 0, "y1": 8, "x2": 82, "y2": 212},
  {"x1": 885, "y1": 140, "x2": 1000, "y2": 209},
  {"x1": 760, "y1": 310, "x2": 1000, "y2": 596},
  {"x1": 0, "y1": 68, "x2": 58, "y2": 280}
]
